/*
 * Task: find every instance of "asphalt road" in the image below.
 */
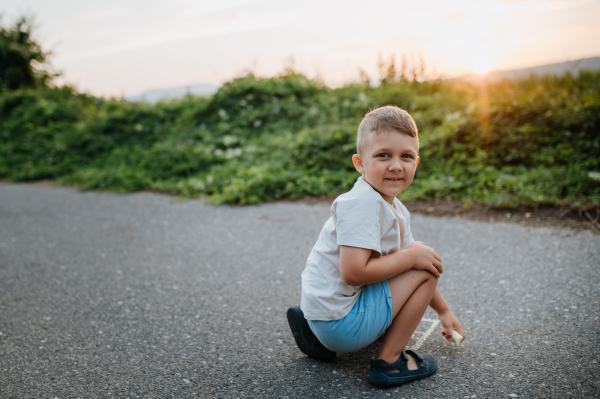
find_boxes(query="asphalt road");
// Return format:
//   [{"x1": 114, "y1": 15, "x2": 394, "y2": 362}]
[{"x1": 1, "y1": 183, "x2": 599, "y2": 399}]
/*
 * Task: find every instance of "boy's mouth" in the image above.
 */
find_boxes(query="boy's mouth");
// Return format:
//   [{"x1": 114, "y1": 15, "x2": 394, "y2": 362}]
[{"x1": 385, "y1": 177, "x2": 404, "y2": 181}]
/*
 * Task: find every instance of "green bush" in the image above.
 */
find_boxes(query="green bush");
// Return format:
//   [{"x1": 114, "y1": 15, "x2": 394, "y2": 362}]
[{"x1": 1, "y1": 70, "x2": 598, "y2": 209}]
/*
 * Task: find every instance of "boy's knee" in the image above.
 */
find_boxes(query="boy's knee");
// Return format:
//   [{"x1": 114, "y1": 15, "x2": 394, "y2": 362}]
[
  {"x1": 415, "y1": 269, "x2": 438, "y2": 282},
  {"x1": 419, "y1": 270, "x2": 439, "y2": 288}
]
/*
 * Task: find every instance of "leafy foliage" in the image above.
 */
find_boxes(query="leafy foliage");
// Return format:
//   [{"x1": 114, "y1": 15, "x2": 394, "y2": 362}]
[
  {"x1": 0, "y1": 16, "x2": 57, "y2": 92},
  {"x1": 1, "y1": 69, "x2": 599, "y2": 208}
]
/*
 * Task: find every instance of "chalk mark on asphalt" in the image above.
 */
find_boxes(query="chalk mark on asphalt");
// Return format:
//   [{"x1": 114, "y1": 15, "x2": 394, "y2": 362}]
[{"x1": 407, "y1": 318, "x2": 439, "y2": 350}]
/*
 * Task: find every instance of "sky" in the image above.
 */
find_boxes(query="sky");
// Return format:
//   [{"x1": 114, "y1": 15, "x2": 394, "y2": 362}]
[{"x1": 3, "y1": 0, "x2": 600, "y2": 98}]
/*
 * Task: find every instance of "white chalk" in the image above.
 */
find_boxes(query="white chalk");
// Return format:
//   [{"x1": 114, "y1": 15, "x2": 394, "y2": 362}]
[{"x1": 451, "y1": 329, "x2": 464, "y2": 345}]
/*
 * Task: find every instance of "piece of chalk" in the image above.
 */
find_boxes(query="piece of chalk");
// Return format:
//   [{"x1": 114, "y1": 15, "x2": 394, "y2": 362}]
[{"x1": 451, "y1": 330, "x2": 463, "y2": 345}]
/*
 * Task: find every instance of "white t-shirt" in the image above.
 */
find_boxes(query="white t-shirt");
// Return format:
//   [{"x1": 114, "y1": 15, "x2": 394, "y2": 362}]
[{"x1": 300, "y1": 176, "x2": 415, "y2": 321}]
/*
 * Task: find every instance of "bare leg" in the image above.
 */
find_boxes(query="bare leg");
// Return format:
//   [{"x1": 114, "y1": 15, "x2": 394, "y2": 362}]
[{"x1": 376, "y1": 270, "x2": 438, "y2": 367}]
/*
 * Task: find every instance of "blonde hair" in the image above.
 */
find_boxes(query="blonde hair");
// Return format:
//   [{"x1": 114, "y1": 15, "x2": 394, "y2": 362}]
[{"x1": 357, "y1": 106, "x2": 418, "y2": 154}]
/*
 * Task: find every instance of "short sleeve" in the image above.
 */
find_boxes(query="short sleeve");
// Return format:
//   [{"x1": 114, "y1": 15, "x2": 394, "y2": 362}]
[
  {"x1": 335, "y1": 196, "x2": 382, "y2": 255},
  {"x1": 397, "y1": 201, "x2": 414, "y2": 250}
]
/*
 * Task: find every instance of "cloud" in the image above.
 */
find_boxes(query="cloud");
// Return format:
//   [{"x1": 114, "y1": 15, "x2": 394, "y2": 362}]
[
  {"x1": 59, "y1": 8, "x2": 307, "y2": 61},
  {"x1": 435, "y1": 11, "x2": 469, "y2": 24},
  {"x1": 80, "y1": 8, "x2": 131, "y2": 21},
  {"x1": 498, "y1": 0, "x2": 593, "y2": 8},
  {"x1": 177, "y1": 0, "x2": 251, "y2": 21}
]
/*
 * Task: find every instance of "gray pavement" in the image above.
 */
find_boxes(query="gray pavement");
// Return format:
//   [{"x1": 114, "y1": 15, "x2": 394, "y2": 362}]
[{"x1": 0, "y1": 183, "x2": 599, "y2": 398}]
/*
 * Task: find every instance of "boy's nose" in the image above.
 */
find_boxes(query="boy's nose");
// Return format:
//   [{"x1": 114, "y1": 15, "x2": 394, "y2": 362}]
[{"x1": 389, "y1": 159, "x2": 403, "y2": 171}]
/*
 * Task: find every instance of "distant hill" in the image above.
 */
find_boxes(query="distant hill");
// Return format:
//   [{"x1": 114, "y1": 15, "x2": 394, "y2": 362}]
[
  {"x1": 127, "y1": 57, "x2": 600, "y2": 101},
  {"x1": 127, "y1": 83, "x2": 219, "y2": 103},
  {"x1": 458, "y1": 56, "x2": 600, "y2": 82}
]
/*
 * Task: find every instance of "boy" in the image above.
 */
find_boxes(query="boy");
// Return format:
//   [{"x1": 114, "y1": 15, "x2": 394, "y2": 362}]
[{"x1": 287, "y1": 106, "x2": 465, "y2": 387}]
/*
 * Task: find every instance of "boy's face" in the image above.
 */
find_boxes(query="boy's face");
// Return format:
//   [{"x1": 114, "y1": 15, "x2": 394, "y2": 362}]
[{"x1": 352, "y1": 129, "x2": 420, "y2": 204}]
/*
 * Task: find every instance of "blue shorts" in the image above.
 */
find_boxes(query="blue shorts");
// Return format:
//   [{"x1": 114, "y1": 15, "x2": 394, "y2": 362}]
[{"x1": 307, "y1": 280, "x2": 393, "y2": 353}]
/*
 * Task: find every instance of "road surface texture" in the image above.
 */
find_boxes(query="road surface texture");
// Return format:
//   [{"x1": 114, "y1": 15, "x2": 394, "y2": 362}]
[{"x1": 1, "y1": 183, "x2": 599, "y2": 398}]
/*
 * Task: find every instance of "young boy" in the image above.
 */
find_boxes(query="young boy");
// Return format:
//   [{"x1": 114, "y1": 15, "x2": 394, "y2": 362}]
[{"x1": 287, "y1": 106, "x2": 465, "y2": 387}]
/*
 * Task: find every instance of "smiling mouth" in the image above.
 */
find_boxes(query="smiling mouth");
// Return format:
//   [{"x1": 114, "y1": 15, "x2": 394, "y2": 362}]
[{"x1": 385, "y1": 177, "x2": 404, "y2": 181}]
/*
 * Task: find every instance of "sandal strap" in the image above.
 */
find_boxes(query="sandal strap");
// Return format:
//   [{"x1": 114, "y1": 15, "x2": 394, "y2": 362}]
[
  {"x1": 405, "y1": 350, "x2": 427, "y2": 369},
  {"x1": 391, "y1": 351, "x2": 409, "y2": 369},
  {"x1": 371, "y1": 351, "x2": 409, "y2": 372},
  {"x1": 371, "y1": 350, "x2": 430, "y2": 373}
]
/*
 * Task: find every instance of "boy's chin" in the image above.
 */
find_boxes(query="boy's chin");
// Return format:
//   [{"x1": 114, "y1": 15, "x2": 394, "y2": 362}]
[
  {"x1": 378, "y1": 188, "x2": 404, "y2": 199},
  {"x1": 381, "y1": 183, "x2": 405, "y2": 194}
]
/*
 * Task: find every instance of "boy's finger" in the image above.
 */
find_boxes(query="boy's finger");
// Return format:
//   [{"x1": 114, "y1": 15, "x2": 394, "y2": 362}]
[
  {"x1": 445, "y1": 326, "x2": 457, "y2": 342},
  {"x1": 430, "y1": 266, "x2": 440, "y2": 278},
  {"x1": 441, "y1": 329, "x2": 452, "y2": 341},
  {"x1": 448, "y1": 325, "x2": 464, "y2": 342}
]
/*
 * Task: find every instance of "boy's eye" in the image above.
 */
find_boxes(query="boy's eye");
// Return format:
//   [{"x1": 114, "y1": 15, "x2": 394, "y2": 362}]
[
  {"x1": 377, "y1": 153, "x2": 389, "y2": 158},
  {"x1": 402, "y1": 154, "x2": 413, "y2": 159}
]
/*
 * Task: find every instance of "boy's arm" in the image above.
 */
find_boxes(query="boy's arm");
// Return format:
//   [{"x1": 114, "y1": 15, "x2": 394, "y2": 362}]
[
  {"x1": 339, "y1": 241, "x2": 442, "y2": 286},
  {"x1": 430, "y1": 287, "x2": 466, "y2": 342}
]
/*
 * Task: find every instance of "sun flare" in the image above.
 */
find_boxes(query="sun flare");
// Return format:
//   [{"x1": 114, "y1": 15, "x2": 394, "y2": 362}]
[{"x1": 474, "y1": 61, "x2": 490, "y2": 74}]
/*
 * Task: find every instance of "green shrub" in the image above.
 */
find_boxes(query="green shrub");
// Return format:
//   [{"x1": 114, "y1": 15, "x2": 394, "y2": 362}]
[{"x1": 1, "y1": 70, "x2": 598, "y2": 209}]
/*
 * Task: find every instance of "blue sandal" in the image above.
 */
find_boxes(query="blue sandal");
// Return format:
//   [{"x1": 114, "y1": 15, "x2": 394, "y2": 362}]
[
  {"x1": 369, "y1": 350, "x2": 437, "y2": 387},
  {"x1": 287, "y1": 305, "x2": 336, "y2": 361}
]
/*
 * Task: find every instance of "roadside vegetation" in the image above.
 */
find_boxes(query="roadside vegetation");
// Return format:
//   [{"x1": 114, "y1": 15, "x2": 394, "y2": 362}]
[{"x1": 1, "y1": 17, "x2": 599, "y2": 209}]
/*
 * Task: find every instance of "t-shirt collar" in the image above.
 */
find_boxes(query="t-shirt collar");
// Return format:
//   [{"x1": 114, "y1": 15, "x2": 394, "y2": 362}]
[{"x1": 356, "y1": 176, "x2": 399, "y2": 209}]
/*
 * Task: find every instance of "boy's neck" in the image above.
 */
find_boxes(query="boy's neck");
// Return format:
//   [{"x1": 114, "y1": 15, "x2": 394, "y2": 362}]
[{"x1": 361, "y1": 175, "x2": 396, "y2": 205}]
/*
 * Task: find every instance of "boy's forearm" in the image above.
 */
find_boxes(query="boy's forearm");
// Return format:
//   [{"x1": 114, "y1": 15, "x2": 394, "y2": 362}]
[
  {"x1": 429, "y1": 287, "x2": 450, "y2": 315},
  {"x1": 352, "y1": 249, "x2": 415, "y2": 285}
]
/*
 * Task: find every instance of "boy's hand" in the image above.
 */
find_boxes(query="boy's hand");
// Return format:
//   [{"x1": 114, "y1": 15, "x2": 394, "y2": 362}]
[
  {"x1": 407, "y1": 241, "x2": 443, "y2": 278},
  {"x1": 439, "y1": 310, "x2": 465, "y2": 343}
]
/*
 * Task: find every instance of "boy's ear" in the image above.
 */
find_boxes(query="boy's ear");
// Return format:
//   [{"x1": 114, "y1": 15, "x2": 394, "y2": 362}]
[
  {"x1": 352, "y1": 154, "x2": 364, "y2": 174},
  {"x1": 416, "y1": 156, "x2": 420, "y2": 168}
]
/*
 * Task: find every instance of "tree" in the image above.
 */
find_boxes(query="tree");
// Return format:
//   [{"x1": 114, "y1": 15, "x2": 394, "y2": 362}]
[{"x1": 0, "y1": 15, "x2": 57, "y2": 92}]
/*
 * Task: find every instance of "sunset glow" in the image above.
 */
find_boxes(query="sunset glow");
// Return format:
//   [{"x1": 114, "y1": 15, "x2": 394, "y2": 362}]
[
  {"x1": 474, "y1": 62, "x2": 490, "y2": 74},
  {"x1": 2, "y1": 0, "x2": 599, "y2": 97}
]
